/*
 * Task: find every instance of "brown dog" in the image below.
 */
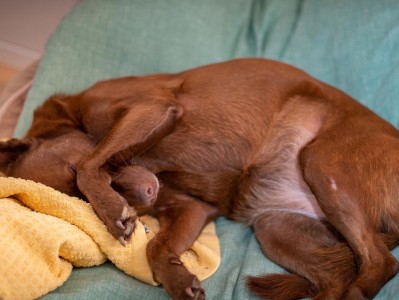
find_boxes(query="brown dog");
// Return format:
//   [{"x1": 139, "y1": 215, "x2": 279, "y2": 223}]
[{"x1": 1, "y1": 58, "x2": 399, "y2": 299}]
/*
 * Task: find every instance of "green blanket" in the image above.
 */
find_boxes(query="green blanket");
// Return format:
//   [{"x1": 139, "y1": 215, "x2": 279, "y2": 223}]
[{"x1": 14, "y1": 0, "x2": 399, "y2": 299}]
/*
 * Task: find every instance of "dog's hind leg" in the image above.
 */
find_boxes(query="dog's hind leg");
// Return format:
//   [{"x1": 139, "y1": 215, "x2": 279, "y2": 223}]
[
  {"x1": 248, "y1": 211, "x2": 356, "y2": 300},
  {"x1": 146, "y1": 186, "x2": 219, "y2": 300},
  {"x1": 299, "y1": 134, "x2": 399, "y2": 299},
  {"x1": 77, "y1": 99, "x2": 183, "y2": 243}
]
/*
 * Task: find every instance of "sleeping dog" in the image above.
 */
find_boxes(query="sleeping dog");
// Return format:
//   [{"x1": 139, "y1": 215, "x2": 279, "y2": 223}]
[{"x1": 1, "y1": 58, "x2": 399, "y2": 299}]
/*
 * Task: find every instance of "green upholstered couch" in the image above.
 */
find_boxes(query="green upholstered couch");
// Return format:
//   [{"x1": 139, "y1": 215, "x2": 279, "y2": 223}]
[{"x1": 13, "y1": 1, "x2": 399, "y2": 299}]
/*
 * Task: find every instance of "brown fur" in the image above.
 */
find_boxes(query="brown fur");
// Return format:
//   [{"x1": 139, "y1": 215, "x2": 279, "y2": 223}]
[
  {"x1": 1, "y1": 58, "x2": 399, "y2": 299},
  {"x1": 246, "y1": 274, "x2": 318, "y2": 300}
]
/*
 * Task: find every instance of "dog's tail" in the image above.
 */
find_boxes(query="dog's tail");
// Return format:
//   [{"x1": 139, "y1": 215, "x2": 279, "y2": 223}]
[
  {"x1": 246, "y1": 273, "x2": 317, "y2": 300},
  {"x1": 246, "y1": 233, "x2": 399, "y2": 300}
]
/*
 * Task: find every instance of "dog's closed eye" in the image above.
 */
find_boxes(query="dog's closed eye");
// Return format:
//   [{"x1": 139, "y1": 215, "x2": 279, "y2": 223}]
[{"x1": 69, "y1": 164, "x2": 77, "y2": 176}]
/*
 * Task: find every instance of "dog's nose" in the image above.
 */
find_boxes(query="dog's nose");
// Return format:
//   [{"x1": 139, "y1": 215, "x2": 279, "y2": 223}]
[
  {"x1": 139, "y1": 184, "x2": 157, "y2": 204},
  {"x1": 146, "y1": 187, "x2": 154, "y2": 196}
]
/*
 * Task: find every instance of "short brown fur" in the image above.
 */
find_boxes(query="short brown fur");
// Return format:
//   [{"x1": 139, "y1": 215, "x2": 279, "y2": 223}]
[{"x1": 1, "y1": 58, "x2": 399, "y2": 299}]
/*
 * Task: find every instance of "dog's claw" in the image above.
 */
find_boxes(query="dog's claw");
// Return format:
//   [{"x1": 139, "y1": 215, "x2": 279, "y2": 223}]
[
  {"x1": 118, "y1": 236, "x2": 126, "y2": 247},
  {"x1": 116, "y1": 220, "x2": 125, "y2": 229},
  {"x1": 169, "y1": 258, "x2": 182, "y2": 265},
  {"x1": 185, "y1": 287, "x2": 195, "y2": 298}
]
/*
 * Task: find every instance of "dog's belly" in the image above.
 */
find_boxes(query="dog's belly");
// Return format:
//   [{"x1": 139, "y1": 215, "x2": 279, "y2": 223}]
[
  {"x1": 154, "y1": 136, "x2": 326, "y2": 222},
  {"x1": 232, "y1": 162, "x2": 326, "y2": 224},
  {"x1": 228, "y1": 97, "x2": 329, "y2": 224}
]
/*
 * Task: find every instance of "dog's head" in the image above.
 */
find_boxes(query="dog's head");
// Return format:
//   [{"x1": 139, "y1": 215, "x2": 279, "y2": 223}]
[
  {"x1": 0, "y1": 134, "x2": 159, "y2": 213},
  {"x1": 0, "y1": 135, "x2": 88, "y2": 197}
]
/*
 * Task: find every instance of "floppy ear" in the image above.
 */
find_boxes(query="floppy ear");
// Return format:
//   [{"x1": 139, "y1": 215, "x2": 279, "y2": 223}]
[{"x1": 0, "y1": 138, "x2": 32, "y2": 174}]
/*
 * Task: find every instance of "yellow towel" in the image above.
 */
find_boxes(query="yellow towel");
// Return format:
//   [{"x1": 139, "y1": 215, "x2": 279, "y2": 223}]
[{"x1": 0, "y1": 177, "x2": 220, "y2": 300}]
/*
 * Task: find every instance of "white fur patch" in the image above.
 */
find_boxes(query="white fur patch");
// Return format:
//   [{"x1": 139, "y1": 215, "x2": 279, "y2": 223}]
[
  {"x1": 233, "y1": 98, "x2": 327, "y2": 224},
  {"x1": 329, "y1": 177, "x2": 338, "y2": 191}
]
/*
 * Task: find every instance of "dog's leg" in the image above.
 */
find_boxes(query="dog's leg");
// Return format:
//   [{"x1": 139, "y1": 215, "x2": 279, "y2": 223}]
[
  {"x1": 77, "y1": 100, "x2": 183, "y2": 243},
  {"x1": 147, "y1": 187, "x2": 219, "y2": 300},
  {"x1": 248, "y1": 211, "x2": 356, "y2": 300},
  {"x1": 300, "y1": 140, "x2": 399, "y2": 299}
]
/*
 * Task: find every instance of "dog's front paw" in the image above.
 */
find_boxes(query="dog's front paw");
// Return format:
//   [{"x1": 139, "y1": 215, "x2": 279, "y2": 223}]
[
  {"x1": 114, "y1": 205, "x2": 137, "y2": 246},
  {"x1": 95, "y1": 199, "x2": 137, "y2": 245},
  {"x1": 149, "y1": 251, "x2": 205, "y2": 299}
]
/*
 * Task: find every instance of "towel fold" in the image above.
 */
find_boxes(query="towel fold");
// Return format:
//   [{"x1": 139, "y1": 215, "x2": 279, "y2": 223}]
[{"x1": 0, "y1": 177, "x2": 220, "y2": 300}]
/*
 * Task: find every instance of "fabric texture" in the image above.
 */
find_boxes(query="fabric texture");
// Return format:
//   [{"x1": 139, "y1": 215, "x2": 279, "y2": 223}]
[
  {"x1": 0, "y1": 60, "x2": 38, "y2": 137},
  {"x1": 0, "y1": 177, "x2": 220, "y2": 300},
  {"x1": 9, "y1": 0, "x2": 399, "y2": 299}
]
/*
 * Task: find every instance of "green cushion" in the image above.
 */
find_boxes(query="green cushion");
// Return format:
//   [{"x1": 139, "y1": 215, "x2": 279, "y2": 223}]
[
  {"x1": 15, "y1": 0, "x2": 254, "y2": 136},
  {"x1": 13, "y1": 0, "x2": 399, "y2": 299}
]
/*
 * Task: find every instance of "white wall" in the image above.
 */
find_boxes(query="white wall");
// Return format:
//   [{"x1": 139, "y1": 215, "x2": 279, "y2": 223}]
[{"x1": 0, "y1": 0, "x2": 79, "y2": 69}]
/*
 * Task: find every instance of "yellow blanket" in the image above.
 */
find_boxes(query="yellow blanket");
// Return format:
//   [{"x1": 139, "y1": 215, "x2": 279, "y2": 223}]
[{"x1": 0, "y1": 177, "x2": 220, "y2": 300}]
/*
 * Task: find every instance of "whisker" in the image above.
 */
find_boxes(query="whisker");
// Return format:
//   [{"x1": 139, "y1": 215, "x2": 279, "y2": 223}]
[
  {"x1": 111, "y1": 173, "x2": 124, "y2": 182},
  {"x1": 118, "y1": 152, "x2": 129, "y2": 167},
  {"x1": 107, "y1": 169, "x2": 121, "y2": 175}
]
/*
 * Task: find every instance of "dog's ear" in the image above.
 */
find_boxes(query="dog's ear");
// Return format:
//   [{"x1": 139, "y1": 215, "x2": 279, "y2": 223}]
[{"x1": 0, "y1": 138, "x2": 32, "y2": 174}]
